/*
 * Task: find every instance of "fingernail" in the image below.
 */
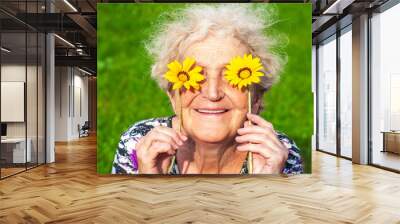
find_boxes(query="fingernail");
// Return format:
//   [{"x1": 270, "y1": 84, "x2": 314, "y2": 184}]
[{"x1": 182, "y1": 135, "x2": 188, "y2": 141}]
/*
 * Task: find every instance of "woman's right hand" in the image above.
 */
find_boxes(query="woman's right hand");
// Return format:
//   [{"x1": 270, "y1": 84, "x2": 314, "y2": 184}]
[{"x1": 135, "y1": 126, "x2": 187, "y2": 174}]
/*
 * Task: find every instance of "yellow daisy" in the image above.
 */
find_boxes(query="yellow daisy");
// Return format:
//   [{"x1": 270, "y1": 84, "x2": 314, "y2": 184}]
[
  {"x1": 224, "y1": 54, "x2": 265, "y2": 90},
  {"x1": 164, "y1": 57, "x2": 205, "y2": 90}
]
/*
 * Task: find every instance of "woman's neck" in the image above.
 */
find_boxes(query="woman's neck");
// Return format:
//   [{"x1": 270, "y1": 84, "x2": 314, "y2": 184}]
[
  {"x1": 192, "y1": 139, "x2": 242, "y2": 174},
  {"x1": 172, "y1": 116, "x2": 246, "y2": 174},
  {"x1": 177, "y1": 138, "x2": 246, "y2": 174}
]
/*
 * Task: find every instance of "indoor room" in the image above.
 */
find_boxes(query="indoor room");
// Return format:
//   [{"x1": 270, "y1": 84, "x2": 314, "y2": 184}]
[{"x1": 0, "y1": 0, "x2": 399, "y2": 223}]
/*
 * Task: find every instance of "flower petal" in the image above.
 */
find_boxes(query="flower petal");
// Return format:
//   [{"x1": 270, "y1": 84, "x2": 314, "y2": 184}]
[
  {"x1": 191, "y1": 82, "x2": 200, "y2": 90},
  {"x1": 172, "y1": 82, "x2": 183, "y2": 90},
  {"x1": 232, "y1": 78, "x2": 240, "y2": 85},
  {"x1": 253, "y1": 71, "x2": 265, "y2": 77},
  {"x1": 164, "y1": 71, "x2": 179, "y2": 82},
  {"x1": 168, "y1": 60, "x2": 182, "y2": 73},
  {"x1": 190, "y1": 65, "x2": 202, "y2": 74},
  {"x1": 190, "y1": 73, "x2": 205, "y2": 82},
  {"x1": 183, "y1": 81, "x2": 191, "y2": 90},
  {"x1": 238, "y1": 81, "x2": 244, "y2": 90},
  {"x1": 251, "y1": 76, "x2": 261, "y2": 83},
  {"x1": 183, "y1": 57, "x2": 195, "y2": 71}
]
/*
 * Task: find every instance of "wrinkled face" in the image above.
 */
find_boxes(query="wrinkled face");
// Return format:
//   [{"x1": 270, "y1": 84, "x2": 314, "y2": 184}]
[{"x1": 169, "y1": 34, "x2": 251, "y2": 144}]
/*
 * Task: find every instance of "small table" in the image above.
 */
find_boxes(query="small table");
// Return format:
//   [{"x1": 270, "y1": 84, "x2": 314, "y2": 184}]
[
  {"x1": 1, "y1": 138, "x2": 31, "y2": 163},
  {"x1": 381, "y1": 131, "x2": 400, "y2": 154}
]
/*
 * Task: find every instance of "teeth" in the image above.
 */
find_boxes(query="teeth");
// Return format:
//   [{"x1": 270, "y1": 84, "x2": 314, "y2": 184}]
[{"x1": 197, "y1": 109, "x2": 226, "y2": 114}]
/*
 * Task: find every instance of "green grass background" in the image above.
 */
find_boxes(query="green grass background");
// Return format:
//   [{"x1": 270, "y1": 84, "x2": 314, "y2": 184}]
[{"x1": 97, "y1": 3, "x2": 312, "y2": 174}]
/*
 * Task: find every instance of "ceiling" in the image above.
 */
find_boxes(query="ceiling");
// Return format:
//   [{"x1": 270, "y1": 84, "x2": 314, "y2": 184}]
[
  {"x1": 312, "y1": 0, "x2": 391, "y2": 43},
  {"x1": 0, "y1": 0, "x2": 97, "y2": 74}
]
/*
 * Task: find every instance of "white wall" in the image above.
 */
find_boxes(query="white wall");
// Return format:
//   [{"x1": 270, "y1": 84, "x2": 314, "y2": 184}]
[
  {"x1": 1, "y1": 63, "x2": 46, "y2": 164},
  {"x1": 1, "y1": 65, "x2": 26, "y2": 142},
  {"x1": 55, "y1": 67, "x2": 69, "y2": 141},
  {"x1": 54, "y1": 67, "x2": 89, "y2": 141},
  {"x1": 1, "y1": 65, "x2": 25, "y2": 129},
  {"x1": 1, "y1": 65, "x2": 38, "y2": 138},
  {"x1": 72, "y1": 72, "x2": 89, "y2": 138}
]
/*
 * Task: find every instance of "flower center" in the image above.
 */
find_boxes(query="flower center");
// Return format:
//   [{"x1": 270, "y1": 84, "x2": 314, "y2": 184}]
[
  {"x1": 177, "y1": 72, "x2": 189, "y2": 82},
  {"x1": 238, "y1": 68, "x2": 252, "y2": 79}
]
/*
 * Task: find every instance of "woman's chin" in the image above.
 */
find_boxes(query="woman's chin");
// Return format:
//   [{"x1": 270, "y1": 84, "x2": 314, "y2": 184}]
[{"x1": 190, "y1": 129, "x2": 232, "y2": 143}]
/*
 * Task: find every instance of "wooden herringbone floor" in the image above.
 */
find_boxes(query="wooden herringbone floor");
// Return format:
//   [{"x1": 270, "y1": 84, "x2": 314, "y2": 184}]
[{"x1": 0, "y1": 135, "x2": 400, "y2": 224}]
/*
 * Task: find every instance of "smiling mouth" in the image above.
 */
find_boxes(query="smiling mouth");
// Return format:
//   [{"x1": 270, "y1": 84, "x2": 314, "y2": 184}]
[{"x1": 194, "y1": 108, "x2": 230, "y2": 115}]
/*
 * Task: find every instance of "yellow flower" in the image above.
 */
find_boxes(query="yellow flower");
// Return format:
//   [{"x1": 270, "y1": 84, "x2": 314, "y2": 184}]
[
  {"x1": 164, "y1": 57, "x2": 205, "y2": 90},
  {"x1": 224, "y1": 54, "x2": 265, "y2": 90}
]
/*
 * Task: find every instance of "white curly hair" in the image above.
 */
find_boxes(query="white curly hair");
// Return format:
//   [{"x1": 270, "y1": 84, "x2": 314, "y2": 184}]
[{"x1": 146, "y1": 3, "x2": 285, "y2": 95}]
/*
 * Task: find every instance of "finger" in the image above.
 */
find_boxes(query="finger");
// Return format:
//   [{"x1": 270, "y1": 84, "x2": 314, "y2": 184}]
[
  {"x1": 167, "y1": 149, "x2": 177, "y2": 155},
  {"x1": 235, "y1": 133, "x2": 267, "y2": 144},
  {"x1": 143, "y1": 130, "x2": 180, "y2": 150},
  {"x1": 238, "y1": 125, "x2": 271, "y2": 135},
  {"x1": 177, "y1": 131, "x2": 188, "y2": 142},
  {"x1": 148, "y1": 141, "x2": 176, "y2": 159},
  {"x1": 236, "y1": 134, "x2": 283, "y2": 153},
  {"x1": 246, "y1": 113, "x2": 273, "y2": 129},
  {"x1": 170, "y1": 121, "x2": 189, "y2": 141},
  {"x1": 136, "y1": 133, "x2": 156, "y2": 153},
  {"x1": 262, "y1": 138, "x2": 285, "y2": 154},
  {"x1": 236, "y1": 143, "x2": 276, "y2": 159},
  {"x1": 138, "y1": 130, "x2": 156, "y2": 151},
  {"x1": 237, "y1": 126, "x2": 281, "y2": 146},
  {"x1": 155, "y1": 126, "x2": 186, "y2": 146},
  {"x1": 135, "y1": 136, "x2": 144, "y2": 150}
]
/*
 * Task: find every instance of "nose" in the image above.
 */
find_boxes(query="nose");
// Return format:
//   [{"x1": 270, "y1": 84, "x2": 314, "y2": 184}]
[{"x1": 201, "y1": 70, "x2": 225, "y2": 101}]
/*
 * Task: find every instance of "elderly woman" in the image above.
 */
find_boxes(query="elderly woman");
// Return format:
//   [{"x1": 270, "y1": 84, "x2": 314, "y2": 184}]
[{"x1": 111, "y1": 4, "x2": 303, "y2": 175}]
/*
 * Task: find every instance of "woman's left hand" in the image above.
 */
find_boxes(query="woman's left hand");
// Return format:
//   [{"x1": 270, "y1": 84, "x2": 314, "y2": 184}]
[{"x1": 235, "y1": 113, "x2": 289, "y2": 174}]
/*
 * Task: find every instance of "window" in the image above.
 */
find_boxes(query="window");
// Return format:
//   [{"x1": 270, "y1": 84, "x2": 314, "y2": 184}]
[
  {"x1": 339, "y1": 27, "x2": 352, "y2": 158},
  {"x1": 0, "y1": 1, "x2": 46, "y2": 179},
  {"x1": 317, "y1": 35, "x2": 337, "y2": 154},
  {"x1": 370, "y1": 2, "x2": 400, "y2": 171}
]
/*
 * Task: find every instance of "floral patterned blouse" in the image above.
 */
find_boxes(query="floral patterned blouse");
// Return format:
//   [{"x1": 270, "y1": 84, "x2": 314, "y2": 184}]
[{"x1": 111, "y1": 116, "x2": 303, "y2": 175}]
